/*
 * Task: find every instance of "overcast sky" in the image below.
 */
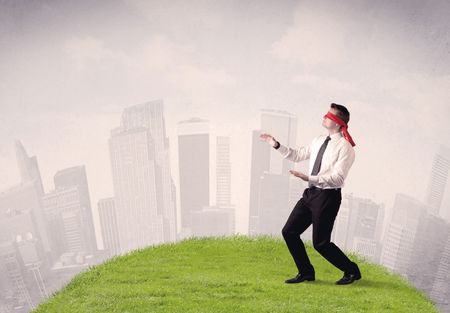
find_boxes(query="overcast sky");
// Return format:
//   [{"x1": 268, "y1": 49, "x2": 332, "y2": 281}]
[{"x1": 1, "y1": 0, "x2": 450, "y2": 242}]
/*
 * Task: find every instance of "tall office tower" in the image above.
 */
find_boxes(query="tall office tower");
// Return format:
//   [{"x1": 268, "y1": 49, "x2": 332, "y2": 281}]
[
  {"x1": 430, "y1": 233, "x2": 450, "y2": 311},
  {"x1": 15, "y1": 140, "x2": 44, "y2": 195},
  {"x1": 177, "y1": 118, "x2": 210, "y2": 233},
  {"x1": 406, "y1": 214, "x2": 450, "y2": 295},
  {"x1": 380, "y1": 193, "x2": 427, "y2": 275},
  {"x1": 54, "y1": 166, "x2": 97, "y2": 254},
  {"x1": 15, "y1": 232, "x2": 49, "y2": 300},
  {"x1": 249, "y1": 109, "x2": 298, "y2": 235},
  {"x1": 215, "y1": 136, "x2": 236, "y2": 234},
  {"x1": 332, "y1": 199, "x2": 351, "y2": 247},
  {"x1": 42, "y1": 187, "x2": 91, "y2": 256},
  {"x1": 12, "y1": 142, "x2": 51, "y2": 259},
  {"x1": 109, "y1": 100, "x2": 177, "y2": 253},
  {"x1": 425, "y1": 144, "x2": 450, "y2": 216},
  {"x1": 248, "y1": 130, "x2": 271, "y2": 236},
  {"x1": 216, "y1": 136, "x2": 231, "y2": 207},
  {"x1": 98, "y1": 198, "x2": 120, "y2": 258},
  {"x1": 342, "y1": 195, "x2": 384, "y2": 262},
  {"x1": 0, "y1": 181, "x2": 51, "y2": 266},
  {"x1": 260, "y1": 109, "x2": 297, "y2": 176},
  {"x1": 257, "y1": 172, "x2": 290, "y2": 235},
  {"x1": 0, "y1": 241, "x2": 34, "y2": 311},
  {"x1": 109, "y1": 101, "x2": 171, "y2": 253},
  {"x1": 120, "y1": 100, "x2": 177, "y2": 243}
]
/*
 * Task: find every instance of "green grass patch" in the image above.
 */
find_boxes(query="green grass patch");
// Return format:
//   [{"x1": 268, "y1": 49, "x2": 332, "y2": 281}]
[{"x1": 33, "y1": 235, "x2": 439, "y2": 313}]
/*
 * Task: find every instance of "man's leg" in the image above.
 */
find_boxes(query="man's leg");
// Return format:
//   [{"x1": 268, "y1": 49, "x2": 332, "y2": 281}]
[
  {"x1": 282, "y1": 191, "x2": 315, "y2": 275},
  {"x1": 311, "y1": 190, "x2": 358, "y2": 274}
]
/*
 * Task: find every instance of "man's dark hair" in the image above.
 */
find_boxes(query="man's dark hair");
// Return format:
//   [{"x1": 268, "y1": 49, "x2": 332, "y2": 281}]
[{"x1": 330, "y1": 103, "x2": 350, "y2": 128}]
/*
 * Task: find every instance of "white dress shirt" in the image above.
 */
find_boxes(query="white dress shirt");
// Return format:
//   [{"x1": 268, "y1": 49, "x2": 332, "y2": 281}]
[{"x1": 276, "y1": 132, "x2": 355, "y2": 189}]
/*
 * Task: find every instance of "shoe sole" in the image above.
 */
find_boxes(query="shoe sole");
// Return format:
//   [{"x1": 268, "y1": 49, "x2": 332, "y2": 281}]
[
  {"x1": 336, "y1": 276, "x2": 361, "y2": 285},
  {"x1": 285, "y1": 277, "x2": 315, "y2": 283}
]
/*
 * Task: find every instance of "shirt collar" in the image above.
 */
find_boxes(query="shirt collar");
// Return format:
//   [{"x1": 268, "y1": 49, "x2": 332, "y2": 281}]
[{"x1": 326, "y1": 132, "x2": 343, "y2": 141}]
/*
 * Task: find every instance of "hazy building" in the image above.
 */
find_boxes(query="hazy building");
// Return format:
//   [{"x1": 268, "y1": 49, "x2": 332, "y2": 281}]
[
  {"x1": 120, "y1": 100, "x2": 177, "y2": 243},
  {"x1": 98, "y1": 198, "x2": 120, "y2": 258},
  {"x1": 109, "y1": 100, "x2": 177, "y2": 253},
  {"x1": 425, "y1": 144, "x2": 450, "y2": 217},
  {"x1": 249, "y1": 109, "x2": 297, "y2": 236},
  {"x1": 0, "y1": 241, "x2": 34, "y2": 312},
  {"x1": 15, "y1": 140, "x2": 44, "y2": 196},
  {"x1": 216, "y1": 136, "x2": 232, "y2": 208},
  {"x1": 110, "y1": 121, "x2": 162, "y2": 252},
  {"x1": 0, "y1": 182, "x2": 51, "y2": 265},
  {"x1": 42, "y1": 187, "x2": 92, "y2": 257},
  {"x1": 5, "y1": 142, "x2": 52, "y2": 260},
  {"x1": 177, "y1": 117, "x2": 210, "y2": 233},
  {"x1": 257, "y1": 172, "x2": 290, "y2": 236},
  {"x1": 248, "y1": 130, "x2": 271, "y2": 236},
  {"x1": 332, "y1": 198, "x2": 351, "y2": 248},
  {"x1": 343, "y1": 195, "x2": 384, "y2": 262},
  {"x1": 54, "y1": 166, "x2": 97, "y2": 254},
  {"x1": 406, "y1": 213, "x2": 450, "y2": 296},
  {"x1": 430, "y1": 232, "x2": 450, "y2": 311},
  {"x1": 380, "y1": 194, "x2": 427, "y2": 275},
  {"x1": 190, "y1": 205, "x2": 235, "y2": 237},
  {"x1": 260, "y1": 109, "x2": 297, "y2": 176}
]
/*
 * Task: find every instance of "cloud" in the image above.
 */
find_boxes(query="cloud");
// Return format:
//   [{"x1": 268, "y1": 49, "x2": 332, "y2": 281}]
[
  {"x1": 62, "y1": 34, "x2": 238, "y2": 99},
  {"x1": 270, "y1": 2, "x2": 349, "y2": 66},
  {"x1": 63, "y1": 36, "x2": 132, "y2": 71}
]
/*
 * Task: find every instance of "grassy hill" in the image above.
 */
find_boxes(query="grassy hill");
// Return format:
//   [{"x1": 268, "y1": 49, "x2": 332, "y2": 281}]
[{"x1": 33, "y1": 235, "x2": 439, "y2": 313}]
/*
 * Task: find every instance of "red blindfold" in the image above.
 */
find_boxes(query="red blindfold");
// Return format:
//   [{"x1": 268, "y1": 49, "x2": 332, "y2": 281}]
[{"x1": 324, "y1": 112, "x2": 356, "y2": 147}]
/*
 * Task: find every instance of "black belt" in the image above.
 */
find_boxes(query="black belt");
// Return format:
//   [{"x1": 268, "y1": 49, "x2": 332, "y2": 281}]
[{"x1": 309, "y1": 186, "x2": 341, "y2": 191}]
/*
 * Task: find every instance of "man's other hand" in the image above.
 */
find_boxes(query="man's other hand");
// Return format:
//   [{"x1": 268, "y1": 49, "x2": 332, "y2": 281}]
[{"x1": 289, "y1": 170, "x2": 309, "y2": 182}]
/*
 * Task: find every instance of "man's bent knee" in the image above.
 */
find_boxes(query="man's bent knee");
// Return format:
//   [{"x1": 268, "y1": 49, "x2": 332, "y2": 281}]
[
  {"x1": 313, "y1": 241, "x2": 331, "y2": 252},
  {"x1": 282, "y1": 226, "x2": 299, "y2": 238}
]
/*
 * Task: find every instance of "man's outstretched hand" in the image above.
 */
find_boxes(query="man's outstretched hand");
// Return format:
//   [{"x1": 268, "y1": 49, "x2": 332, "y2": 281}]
[
  {"x1": 259, "y1": 133, "x2": 277, "y2": 147},
  {"x1": 289, "y1": 170, "x2": 309, "y2": 182}
]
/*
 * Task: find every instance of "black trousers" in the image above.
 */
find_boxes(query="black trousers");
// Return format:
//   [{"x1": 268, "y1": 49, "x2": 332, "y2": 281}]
[{"x1": 282, "y1": 186, "x2": 357, "y2": 275}]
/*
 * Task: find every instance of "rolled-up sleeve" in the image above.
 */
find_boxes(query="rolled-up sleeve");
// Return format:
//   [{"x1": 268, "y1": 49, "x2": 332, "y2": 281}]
[
  {"x1": 277, "y1": 140, "x2": 312, "y2": 163},
  {"x1": 308, "y1": 143, "x2": 355, "y2": 187}
]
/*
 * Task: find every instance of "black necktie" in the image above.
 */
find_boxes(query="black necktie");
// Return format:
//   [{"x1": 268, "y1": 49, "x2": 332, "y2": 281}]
[{"x1": 310, "y1": 136, "x2": 331, "y2": 176}]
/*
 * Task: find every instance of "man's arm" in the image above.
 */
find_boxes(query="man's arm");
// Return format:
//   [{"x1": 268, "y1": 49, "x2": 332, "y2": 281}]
[
  {"x1": 260, "y1": 133, "x2": 312, "y2": 163},
  {"x1": 275, "y1": 141, "x2": 312, "y2": 163},
  {"x1": 308, "y1": 144, "x2": 355, "y2": 187}
]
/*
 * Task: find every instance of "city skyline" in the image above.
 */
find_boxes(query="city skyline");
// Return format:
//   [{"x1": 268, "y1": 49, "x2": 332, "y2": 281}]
[{"x1": 1, "y1": 0, "x2": 450, "y2": 311}]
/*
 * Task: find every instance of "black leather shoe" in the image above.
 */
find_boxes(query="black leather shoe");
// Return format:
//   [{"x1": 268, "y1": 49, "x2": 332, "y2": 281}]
[
  {"x1": 285, "y1": 273, "x2": 315, "y2": 284},
  {"x1": 335, "y1": 267, "x2": 362, "y2": 285}
]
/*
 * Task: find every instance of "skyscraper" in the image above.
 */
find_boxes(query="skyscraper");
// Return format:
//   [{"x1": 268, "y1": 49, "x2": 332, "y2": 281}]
[
  {"x1": 380, "y1": 193, "x2": 427, "y2": 274},
  {"x1": 248, "y1": 130, "x2": 271, "y2": 236},
  {"x1": 54, "y1": 166, "x2": 97, "y2": 254},
  {"x1": 260, "y1": 109, "x2": 297, "y2": 176},
  {"x1": 430, "y1": 232, "x2": 450, "y2": 311},
  {"x1": 177, "y1": 117, "x2": 210, "y2": 233},
  {"x1": 109, "y1": 100, "x2": 177, "y2": 253},
  {"x1": 248, "y1": 109, "x2": 298, "y2": 235},
  {"x1": 12, "y1": 142, "x2": 51, "y2": 258},
  {"x1": 343, "y1": 195, "x2": 384, "y2": 262},
  {"x1": 406, "y1": 214, "x2": 450, "y2": 295},
  {"x1": 425, "y1": 144, "x2": 450, "y2": 216},
  {"x1": 120, "y1": 100, "x2": 177, "y2": 243},
  {"x1": 15, "y1": 140, "x2": 44, "y2": 195},
  {"x1": 98, "y1": 198, "x2": 120, "y2": 258},
  {"x1": 42, "y1": 187, "x2": 91, "y2": 256},
  {"x1": 216, "y1": 136, "x2": 231, "y2": 208}
]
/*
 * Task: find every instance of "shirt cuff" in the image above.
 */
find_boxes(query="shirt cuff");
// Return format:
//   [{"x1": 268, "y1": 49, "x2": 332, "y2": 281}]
[{"x1": 308, "y1": 175, "x2": 319, "y2": 184}]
